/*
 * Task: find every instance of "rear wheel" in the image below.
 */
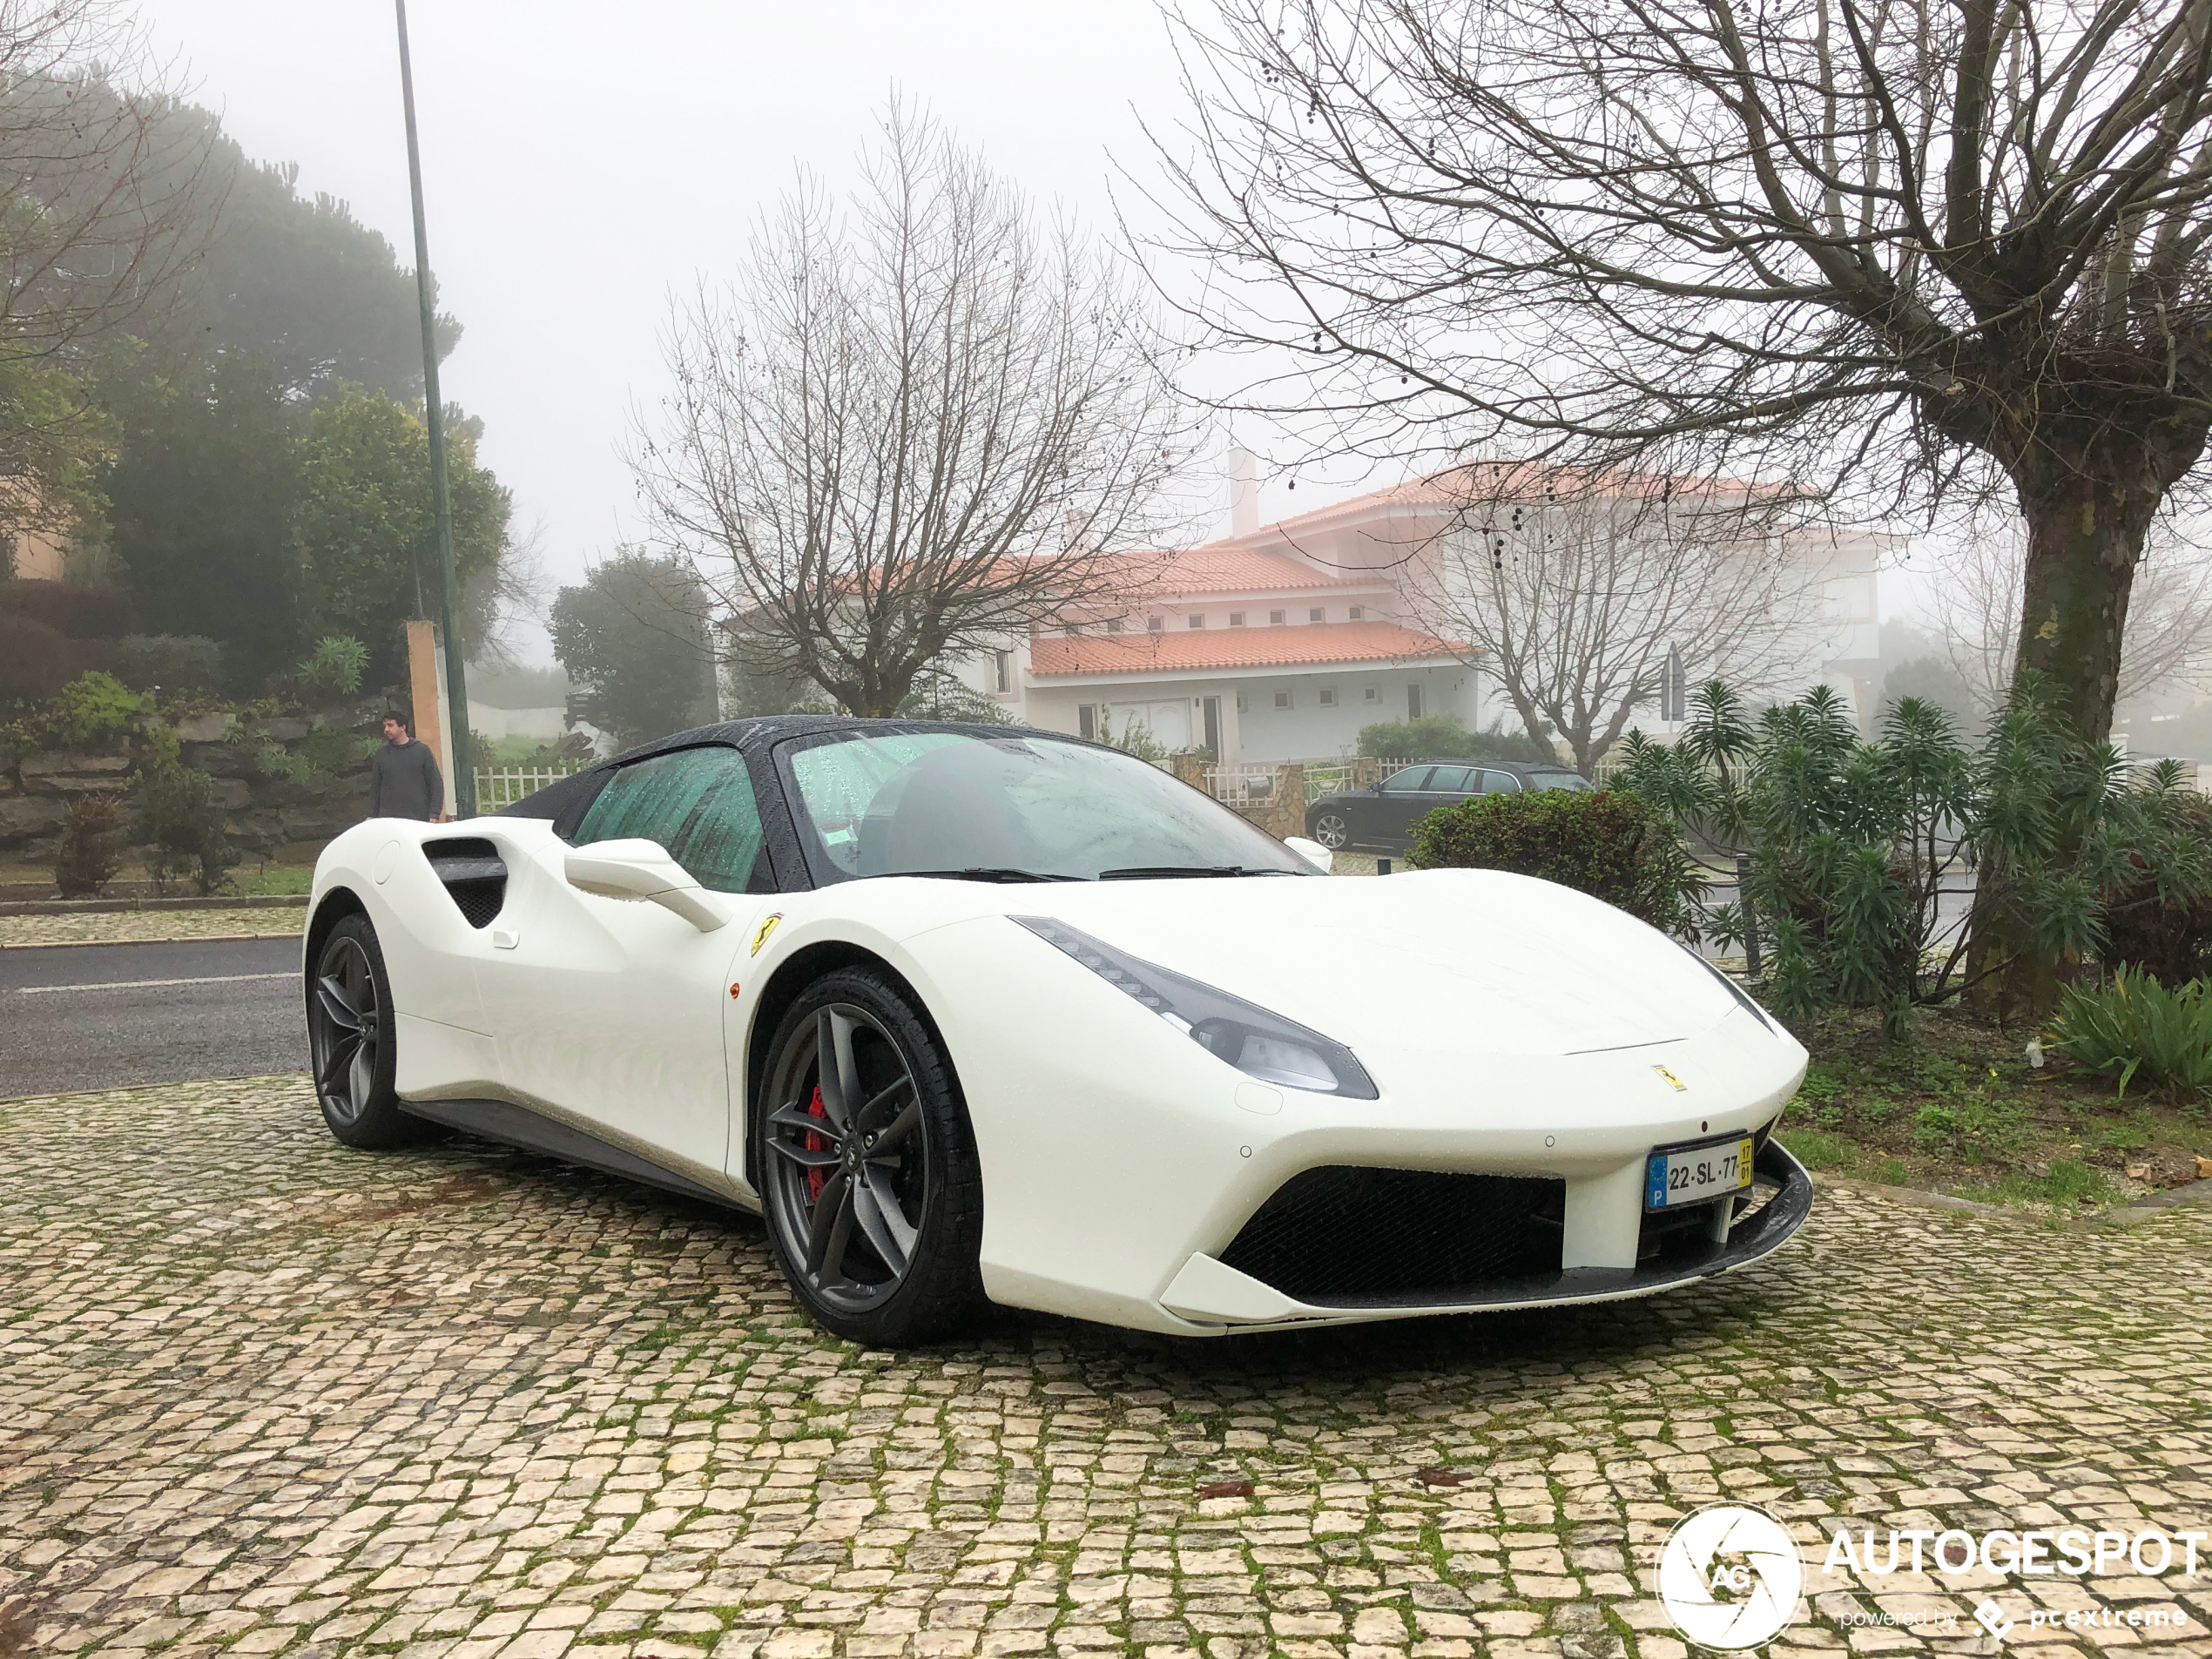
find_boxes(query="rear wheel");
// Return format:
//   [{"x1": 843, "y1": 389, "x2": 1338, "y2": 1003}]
[
  {"x1": 754, "y1": 968, "x2": 983, "y2": 1345},
  {"x1": 307, "y1": 914, "x2": 428, "y2": 1149},
  {"x1": 1311, "y1": 810, "x2": 1351, "y2": 849}
]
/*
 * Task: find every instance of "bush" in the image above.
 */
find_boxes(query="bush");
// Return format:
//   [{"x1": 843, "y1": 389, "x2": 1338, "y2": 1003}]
[
  {"x1": 298, "y1": 634, "x2": 368, "y2": 699},
  {"x1": 1406, "y1": 786, "x2": 1696, "y2": 933},
  {"x1": 133, "y1": 756, "x2": 239, "y2": 896},
  {"x1": 52, "y1": 792, "x2": 128, "y2": 898},
  {"x1": 2048, "y1": 968, "x2": 2212, "y2": 1103},
  {"x1": 2098, "y1": 792, "x2": 2212, "y2": 984},
  {"x1": 44, "y1": 671, "x2": 147, "y2": 748},
  {"x1": 111, "y1": 634, "x2": 224, "y2": 696},
  {"x1": 1357, "y1": 713, "x2": 1557, "y2": 765}
]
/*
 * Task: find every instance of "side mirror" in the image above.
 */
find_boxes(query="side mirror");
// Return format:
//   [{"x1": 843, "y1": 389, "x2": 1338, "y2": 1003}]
[
  {"x1": 1285, "y1": 835, "x2": 1333, "y2": 873},
  {"x1": 564, "y1": 839, "x2": 729, "y2": 933},
  {"x1": 1369, "y1": 779, "x2": 1385, "y2": 795}
]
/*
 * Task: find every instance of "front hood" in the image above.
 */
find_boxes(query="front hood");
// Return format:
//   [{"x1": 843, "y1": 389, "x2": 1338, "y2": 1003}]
[{"x1": 896, "y1": 867, "x2": 1740, "y2": 1058}]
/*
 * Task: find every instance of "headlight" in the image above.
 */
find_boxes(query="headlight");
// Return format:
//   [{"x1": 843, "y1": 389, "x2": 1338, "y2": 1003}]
[{"x1": 1014, "y1": 916, "x2": 1378, "y2": 1098}]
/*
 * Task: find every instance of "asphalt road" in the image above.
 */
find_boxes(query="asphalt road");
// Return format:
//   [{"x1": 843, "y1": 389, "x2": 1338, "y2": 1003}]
[{"x1": 0, "y1": 937, "x2": 307, "y2": 1099}]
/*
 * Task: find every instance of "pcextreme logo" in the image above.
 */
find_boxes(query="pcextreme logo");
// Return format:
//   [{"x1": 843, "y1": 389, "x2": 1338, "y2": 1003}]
[{"x1": 1657, "y1": 1502, "x2": 1804, "y2": 1650}]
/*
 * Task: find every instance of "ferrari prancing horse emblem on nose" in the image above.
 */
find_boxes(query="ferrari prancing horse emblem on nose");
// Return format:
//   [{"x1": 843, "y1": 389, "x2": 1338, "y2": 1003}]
[
  {"x1": 1653, "y1": 1063, "x2": 1687, "y2": 1091},
  {"x1": 751, "y1": 913, "x2": 783, "y2": 956}
]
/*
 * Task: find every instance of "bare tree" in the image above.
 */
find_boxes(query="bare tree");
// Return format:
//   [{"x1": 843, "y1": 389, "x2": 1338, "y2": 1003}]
[
  {"x1": 1403, "y1": 467, "x2": 1824, "y2": 772},
  {"x1": 1150, "y1": 0, "x2": 2212, "y2": 749},
  {"x1": 1924, "y1": 508, "x2": 2212, "y2": 714},
  {"x1": 0, "y1": 2, "x2": 213, "y2": 542},
  {"x1": 634, "y1": 104, "x2": 1196, "y2": 717}
]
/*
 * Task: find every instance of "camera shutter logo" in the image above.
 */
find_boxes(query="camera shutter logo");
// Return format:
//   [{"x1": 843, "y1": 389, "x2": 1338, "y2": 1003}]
[{"x1": 1657, "y1": 1502, "x2": 1804, "y2": 1649}]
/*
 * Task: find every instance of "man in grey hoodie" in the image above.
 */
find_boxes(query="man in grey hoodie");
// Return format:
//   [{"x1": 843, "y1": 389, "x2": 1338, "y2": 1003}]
[{"x1": 368, "y1": 712, "x2": 445, "y2": 821}]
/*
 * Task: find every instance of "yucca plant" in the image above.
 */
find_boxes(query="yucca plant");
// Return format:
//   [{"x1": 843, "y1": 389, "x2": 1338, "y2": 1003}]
[{"x1": 2048, "y1": 968, "x2": 2212, "y2": 1103}]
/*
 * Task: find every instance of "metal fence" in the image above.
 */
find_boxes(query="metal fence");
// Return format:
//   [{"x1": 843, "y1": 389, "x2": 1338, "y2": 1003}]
[{"x1": 474, "y1": 763, "x2": 587, "y2": 811}]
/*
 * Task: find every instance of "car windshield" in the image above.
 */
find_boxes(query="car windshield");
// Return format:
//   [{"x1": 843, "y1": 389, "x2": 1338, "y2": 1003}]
[
  {"x1": 782, "y1": 730, "x2": 1314, "y2": 883},
  {"x1": 1534, "y1": 771, "x2": 1594, "y2": 792}
]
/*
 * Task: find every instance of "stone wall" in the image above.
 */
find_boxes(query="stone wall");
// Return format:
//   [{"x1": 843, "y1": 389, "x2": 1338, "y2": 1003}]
[{"x1": 0, "y1": 708, "x2": 382, "y2": 862}]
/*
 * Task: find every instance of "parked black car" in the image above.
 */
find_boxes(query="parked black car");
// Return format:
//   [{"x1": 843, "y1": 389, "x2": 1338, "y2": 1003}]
[{"x1": 1305, "y1": 759, "x2": 1594, "y2": 853}]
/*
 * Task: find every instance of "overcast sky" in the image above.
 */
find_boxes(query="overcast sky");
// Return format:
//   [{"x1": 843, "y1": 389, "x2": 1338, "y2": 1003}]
[{"x1": 134, "y1": 0, "x2": 1323, "y2": 659}]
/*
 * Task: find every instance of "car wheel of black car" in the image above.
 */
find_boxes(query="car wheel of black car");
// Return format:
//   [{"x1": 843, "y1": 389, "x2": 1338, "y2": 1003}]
[
  {"x1": 755, "y1": 967, "x2": 986, "y2": 1345},
  {"x1": 307, "y1": 914, "x2": 435, "y2": 1150},
  {"x1": 1310, "y1": 810, "x2": 1351, "y2": 849}
]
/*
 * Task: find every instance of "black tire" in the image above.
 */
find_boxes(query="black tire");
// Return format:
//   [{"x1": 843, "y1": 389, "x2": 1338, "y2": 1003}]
[
  {"x1": 306, "y1": 913, "x2": 429, "y2": 1150},
  {"x1": 1310, "y1": 809, "x2": 1352, "y2": 850},
  {"x1": 753, "y1": 967, "x2": 984, "y2": 1345}
]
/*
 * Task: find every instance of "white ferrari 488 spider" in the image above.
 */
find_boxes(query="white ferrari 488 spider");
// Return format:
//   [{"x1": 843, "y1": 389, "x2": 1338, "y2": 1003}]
[{"x1": 305, "y1": 718, "x2": 1811, "y2": 1345}]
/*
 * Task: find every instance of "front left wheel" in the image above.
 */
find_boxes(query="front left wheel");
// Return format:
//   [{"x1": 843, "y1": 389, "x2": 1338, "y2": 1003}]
[
  {"x1": 307, "y1": 913, "x2": 431, "y2": 1149},
  {"x1": 754, "y1": 967, "x2": 984, "y2": 1345}
]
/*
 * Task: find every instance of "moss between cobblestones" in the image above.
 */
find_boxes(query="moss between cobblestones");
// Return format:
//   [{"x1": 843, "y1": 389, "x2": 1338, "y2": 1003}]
[{"x1": 2, "y1": 1073, "x2": 2209, "y2": 1657}]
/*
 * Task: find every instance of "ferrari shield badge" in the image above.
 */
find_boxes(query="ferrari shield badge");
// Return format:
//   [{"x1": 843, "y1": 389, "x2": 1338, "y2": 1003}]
[
  {"x1": 750, "y1": 913, "x2": 783, "y2": 956},
  {"x1": 1653, "y1": 1063, "x2": 1688, "y2": 1091}
]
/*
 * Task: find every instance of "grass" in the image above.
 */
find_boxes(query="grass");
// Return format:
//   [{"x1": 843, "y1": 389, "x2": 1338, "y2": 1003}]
[
  {"x1": 235, "y1": 863, "x2": 314, "y2": 897},
  {"x1": 1777, "y1": 1006, "x2": 2209, "y2": 1212}
]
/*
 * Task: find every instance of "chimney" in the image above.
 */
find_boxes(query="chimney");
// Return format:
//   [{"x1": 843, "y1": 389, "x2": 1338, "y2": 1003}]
[{"x1": 1228, "y1": 445, "x2": 1258, "y2": 536}]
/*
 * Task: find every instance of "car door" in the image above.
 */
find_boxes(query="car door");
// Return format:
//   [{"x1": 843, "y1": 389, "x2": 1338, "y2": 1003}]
[
  {"x1": 1370, "y1": 765, "x2": 1437, "y2": 842},
  {"x1": 476, "y1": 745, "x2": 776, "y2": 1184}
]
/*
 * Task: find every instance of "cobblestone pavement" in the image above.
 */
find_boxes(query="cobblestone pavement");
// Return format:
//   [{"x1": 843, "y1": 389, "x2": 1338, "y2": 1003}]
[
  {"x1": 3, "y1": 1077, "x2": 2208, "y2": 1659},
  {"x1": 0, "y1": 907, "x2": 306, "y2": 949}
]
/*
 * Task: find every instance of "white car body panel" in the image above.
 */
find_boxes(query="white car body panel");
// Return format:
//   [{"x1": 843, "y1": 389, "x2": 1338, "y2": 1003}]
[{"x1": 312, "y1": 805, "x2": 1808, "y2": 1338}]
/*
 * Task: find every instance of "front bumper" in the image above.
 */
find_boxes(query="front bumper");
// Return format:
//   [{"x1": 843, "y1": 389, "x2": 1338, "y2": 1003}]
[{"x1": 1156, "y1": 1141, "x2": 1812, "y2": 1329}]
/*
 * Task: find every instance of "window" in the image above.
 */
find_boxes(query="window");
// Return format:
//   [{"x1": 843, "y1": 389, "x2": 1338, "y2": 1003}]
[
  {"x1": 1270, "y1": 609, "x2": 1286, "y2": 625},
  {"x1": 1106, "y1": 617, "x2": 1123, "y2": 634},
  {"x1": 1189, "y1": 614, "x2": 1206, "y2": 629},
  {"x1": 1406, "y1": 683, "x2": 1425, "y2": 718},
  {"x1": 1364, "y1": 686, "x2": 1379, "y2": 704},
  {"x1": 1426, "y1": 766, "x2": 1474, "y2": 792},
  {"x1": 575, "y1": 745, "x2": 765, "y2": 894},
  {"x1": 1349, "y1": 605, "x2": 1364, "y2": 621},
  {"x1": 1309, "y1": 607, "x2": 1325, "y2": 623},
  {"x1": 1147, "y1": 617, "x2": 1164, "y2": 633},
  {"x1": 994, "y1": 650, "x2": 1013, "y2": 694},
  {"x1": 1078, "y1": 704, "x2": 1098, "y2": 741},
  {"x1": 1273, "y1": 690, "x2": 1292, "y2": 709},
  {"x1": 1229, "y1": 612, "x2": 1245, "y2": 627},
  {"x1": 1318, "y1": 687, "x2": 1338, "y2": 707},
  {"x1": 779, "y1": 729, "x2": 1310, "y2": 884},
  {"x1": 1379, "y1": 767, "x2": 1433, "y2": 793}
]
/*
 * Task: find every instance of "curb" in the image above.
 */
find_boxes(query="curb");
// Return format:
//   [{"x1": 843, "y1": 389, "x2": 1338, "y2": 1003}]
[
  {"x1": 1, "y1": 930, "x2": 302, "y2": 951},
  {"x1": 0, "y1": 894, "x2": 312, "y2": 918},
  {"x1": 1813, "y1": 1170, "x2": 2212, "y2": 1227}
]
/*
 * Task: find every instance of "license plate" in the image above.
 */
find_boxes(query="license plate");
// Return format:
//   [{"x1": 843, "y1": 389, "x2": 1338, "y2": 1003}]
[{"x1": 1647, "y1": 1135, "x2": 1754, "y2": 1211}]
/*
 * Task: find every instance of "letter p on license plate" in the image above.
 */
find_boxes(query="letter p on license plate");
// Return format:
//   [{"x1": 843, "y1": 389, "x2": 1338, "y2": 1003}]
[{"x1": 1646, "y1": 1135, "x2": 1755, "y2": 1211}]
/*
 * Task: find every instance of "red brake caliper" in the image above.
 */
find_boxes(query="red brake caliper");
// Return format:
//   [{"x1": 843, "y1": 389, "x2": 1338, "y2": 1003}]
[{"x1": 804, "y1": 1084, "x2": 830, "y2": 1202}]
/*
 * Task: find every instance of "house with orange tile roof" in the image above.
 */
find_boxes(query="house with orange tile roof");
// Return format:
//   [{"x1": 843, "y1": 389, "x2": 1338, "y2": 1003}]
[{"x1": 950, "y1": 456, "x2": 1882, "y2": 766}]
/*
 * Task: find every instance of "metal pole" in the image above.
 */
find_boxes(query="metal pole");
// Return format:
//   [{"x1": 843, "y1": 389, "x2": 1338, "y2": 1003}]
[
  {"x1": 395, "y1": 0, "x2": 475, "y2": 819},
  {"x1": 1736, "y1": 852, "x2": 1762, "y2": 979}
]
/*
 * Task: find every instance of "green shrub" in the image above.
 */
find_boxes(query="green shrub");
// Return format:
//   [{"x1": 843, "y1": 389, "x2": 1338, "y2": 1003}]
[
  {"x1": 2098, "y1": 792, "x2": 2212, "y2": 983},
  {"x1": 298, "y1": 635, "x2": 368, "y2": 699},
  {"x1": 44, "y1": 671, "x2": 147, "y2": 748},
  {"x1": 111, "y1": 634, "x2": 224, "y2": 696},
  {"x1": 1406, "y1": 786, "x2": 1696, "y2": 934},
  {"x1": 1357, "y1": 713, "x2": 1556, "y2": 764},
  {"x1": 52, "y1": 792, "x2": 127, "y2": 898},
  {"x1": 133, "y1": 758, "x2": 239, "y2": 896},
  {"x1": 2049, "y1": 968, "x2": 2212, "y2": 1102}
]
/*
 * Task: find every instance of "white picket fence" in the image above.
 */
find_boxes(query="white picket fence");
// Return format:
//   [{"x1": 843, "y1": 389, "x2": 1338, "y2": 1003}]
[{"x1": 474, "y1": 763, "x2": 587, "y2": 811}]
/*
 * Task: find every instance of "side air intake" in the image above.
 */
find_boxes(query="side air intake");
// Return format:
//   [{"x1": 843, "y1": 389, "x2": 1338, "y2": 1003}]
[{"x1": 423, "y1": 838, "x2": 507, "y2": 928}]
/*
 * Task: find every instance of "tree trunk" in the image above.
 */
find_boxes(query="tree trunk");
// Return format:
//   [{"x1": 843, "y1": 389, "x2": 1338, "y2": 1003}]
[
  {"x1": 2008, "y1": 469, "x2": 2157, "y2": 745},
  {"x1": 1965, "y1": 466, "x2": 2158, "y2": 1020}
]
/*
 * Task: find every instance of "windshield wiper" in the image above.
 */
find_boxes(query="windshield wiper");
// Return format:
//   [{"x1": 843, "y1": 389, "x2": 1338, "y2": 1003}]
[
  {"x1": 892, "y1": 867, "x2": 1080, "y2": 883},
  {"x1": 1096, "y1": 866, "x2": 1300, "y2": 880}
]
